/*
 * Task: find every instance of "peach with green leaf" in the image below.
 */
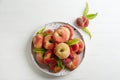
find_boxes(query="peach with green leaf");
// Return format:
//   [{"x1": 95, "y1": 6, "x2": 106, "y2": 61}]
[
  {"x1": 43, "y1": 29, "x2": 54, "y2": 36},
  {"x1": 32, "y1": 34, "x2": 43, "y2": 49},
  {"x1": 75, "y1": 2, "x2": 97, "y2": 39},
  {"x1": 35, "y1": 53, "x2": 44, "y2": 65}
]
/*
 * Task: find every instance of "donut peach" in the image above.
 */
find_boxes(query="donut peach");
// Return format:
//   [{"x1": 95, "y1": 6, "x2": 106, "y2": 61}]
[
  {"x1": 70, "y1": 44, "x2": 80, "y2": 53},
  {"x1": 64, "y1": 25, "x2": 74, "y2": 39},
  {"x1": 66, "y1": 53, "x2": 80, "y2": 70},
  {"x1": 59, "y1": 26, "x2": 70, "y2": 41},
  {"x1": 43, "y1": 35, "x2": 54, "y2": 49},
  {"x1": 53, "y1": 28, "x2": 67, "y2": 43},
  {"x1": 44, "y1": 50, "x2": 53, "y2": 64},
  {"x1": 33, "y1": 34, "x2": 43, "y2": 49},
  {"x1": 54, "y1": 43, "x2": 70, "y2": 59},
  {"x1": 49, "y1": 64, "x2": 63, "y2": 73},
  {"x1": 43, "y1": 29, "x2": 54, "y2": 36},
  {"x1": 35, "y1": 53, "x2": 44, "y2": 65},
  {"x1": 77, "y1": 39, "x2": 85, "y2": 54}
]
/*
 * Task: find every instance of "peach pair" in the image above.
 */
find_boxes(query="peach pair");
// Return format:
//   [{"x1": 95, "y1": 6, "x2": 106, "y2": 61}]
[
  {"x1": 35, "y1": 50, "x2": 54, "y2": 64},
  {"x1": 33, "y1": 29, "x2": 54, "y2": 49}
]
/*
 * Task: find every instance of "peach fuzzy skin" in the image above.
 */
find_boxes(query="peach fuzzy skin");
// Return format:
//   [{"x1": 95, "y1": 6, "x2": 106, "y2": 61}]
[
  {"x1": 43, "y1": 35, "x2": 54, "y2": 49},
  {"x1": 33, "y1": 34, "x2": 43, "y2": 49},
  {"x1": 69, "y1": 47, "x2": 76, "y2": 54},
  {"x1": 54, "y1": 43, "x2": 70, "y2": 59},
  {"x1": 44, "y1": 50, "x2": 53, "y2": 65},
  {"x1": 76, "y1": 16, "x2": 89, "y2": 28},
  {"x1": 59, "y1": 26, "x2": 70, "y2": 41},
  {"x1": 35, "y1": 53, "x2": 44, "y2": 65},
  {"x1": 43, "y1": 29, "x2": 54, "y2": 36},
  {"x1": 48, "y1": 58, "x2": 57, "y2": 65},
  {"x1": 66, "y1": 53, "x2": 80, "y2": 70},
  {"x1": 49, "y1": 64, "x2": 63, "y2": 73},
  {"x1": 70, "y1": 44, "x2": 80, "y2": 53},
  {"x1": 63, "y1": 25, "x2": 74, "y2": 39},
  {"x1": 53, "y1": 28, "x2": 67, "y2": 43},
  {"x1": 77, "y1": 39, "x2": 85, "y2": 54}
]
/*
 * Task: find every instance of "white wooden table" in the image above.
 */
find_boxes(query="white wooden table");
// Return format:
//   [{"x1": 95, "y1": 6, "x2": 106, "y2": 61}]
[{"x1": 0, "y1": 0, "x2": 120, "y2": 80}]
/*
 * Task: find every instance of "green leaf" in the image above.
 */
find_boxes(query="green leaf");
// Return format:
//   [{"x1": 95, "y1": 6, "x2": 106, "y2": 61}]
[
  {"x1": 37, "y1": 27, "x2": 46, "y2": 34},
  {"x1": 83, "y1": 2, "x2": 89, "y2": 16},
  {"x1": 57, "y1": 59, "x2": 64, "y2": 68},
  {"x1": 32, "y1": 48, "x2": 46, "y2": 53},
  {"x1": 66, "y1": 38, "x2": 80, "y2": 46},
  {"x1": 86, "y1": 13, "x2": 98, "y2": 20},
  {"x1": 82, "y1": 28, "x2": 92, "y2": 39}
]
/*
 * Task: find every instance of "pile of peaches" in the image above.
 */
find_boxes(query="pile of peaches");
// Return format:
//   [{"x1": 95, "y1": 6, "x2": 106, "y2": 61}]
[{"x1": 32, "y1": 25, "x2": 85, "y2": 73}]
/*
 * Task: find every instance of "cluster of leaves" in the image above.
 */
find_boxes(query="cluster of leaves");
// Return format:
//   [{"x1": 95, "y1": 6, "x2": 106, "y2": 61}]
[
  {"x1": 83, "y1": 2, "x2": 97, "y2": 20},
  {"x1": 66, "y1": 38, "x2": 80, "y2": 46},
  {"x1": 81, "y1": 2, "x2": 98, "y2": 39}
]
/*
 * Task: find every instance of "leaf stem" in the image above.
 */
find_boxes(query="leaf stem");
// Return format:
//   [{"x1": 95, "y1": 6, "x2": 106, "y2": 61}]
[{"x1": 82, "y1": 28, "x2": 92, "y2": 39}]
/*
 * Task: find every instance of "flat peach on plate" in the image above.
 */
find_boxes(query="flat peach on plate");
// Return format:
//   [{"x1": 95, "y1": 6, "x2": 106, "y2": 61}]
[{"x1": 30, "y1": 22, "x2": 85, "y2": 76}]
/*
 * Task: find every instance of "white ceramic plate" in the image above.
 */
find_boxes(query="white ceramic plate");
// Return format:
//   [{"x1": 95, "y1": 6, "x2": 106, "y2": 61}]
[{"x1": 30, "y1": 22, "x2": 85, "y2": 76}]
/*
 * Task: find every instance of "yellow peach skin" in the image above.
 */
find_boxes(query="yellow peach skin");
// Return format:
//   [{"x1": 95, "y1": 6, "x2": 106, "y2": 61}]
[{"x1": 54, "y1": 43, "x2": 70, "y2": 59}]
